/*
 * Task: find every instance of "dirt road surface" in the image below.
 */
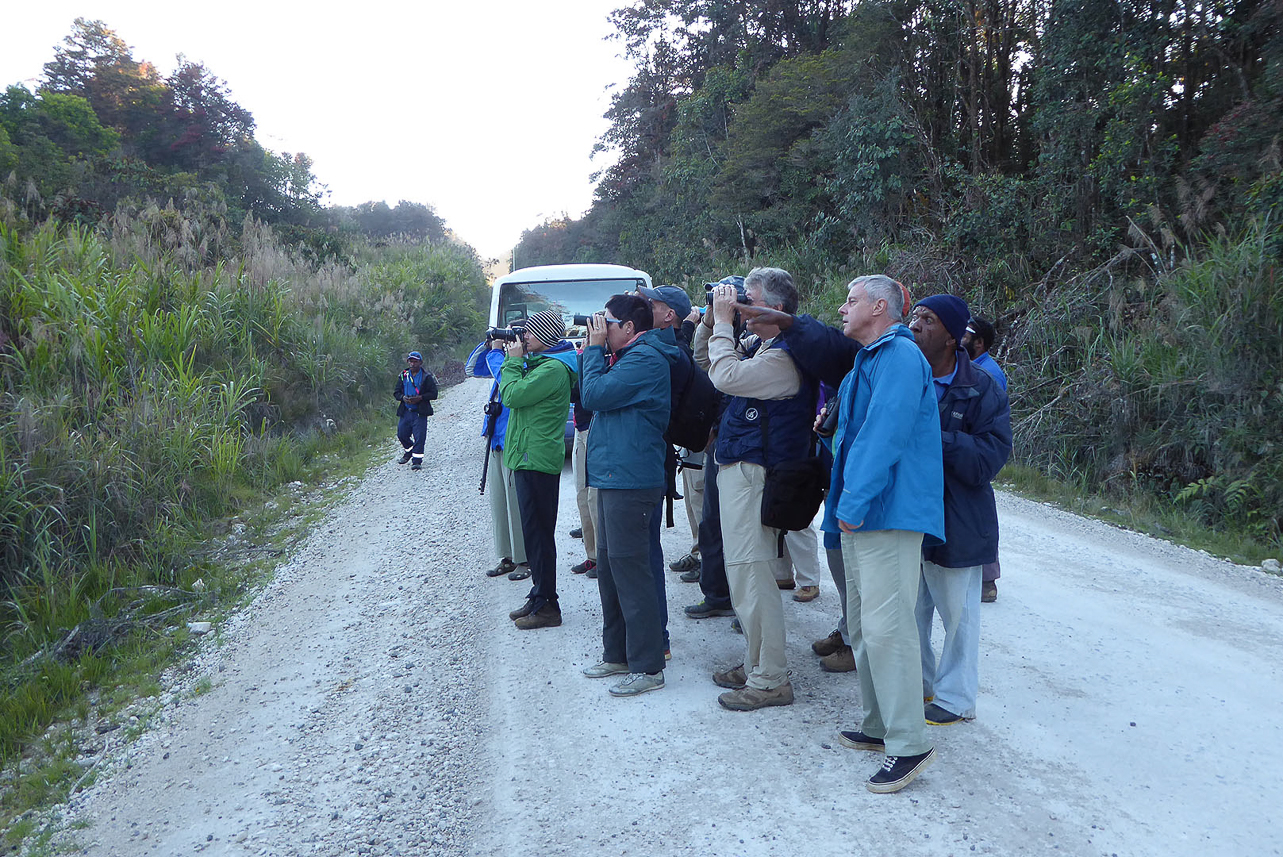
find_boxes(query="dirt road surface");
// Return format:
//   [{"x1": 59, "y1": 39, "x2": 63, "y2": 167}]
[{"x1": 43, "y1": 377, "x2": 1283, "y2": 856}]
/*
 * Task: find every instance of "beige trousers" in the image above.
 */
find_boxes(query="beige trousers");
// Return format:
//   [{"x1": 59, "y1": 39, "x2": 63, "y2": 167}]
[{"x1": 718, "y1": 460, "x2": 790, "y2": 690}]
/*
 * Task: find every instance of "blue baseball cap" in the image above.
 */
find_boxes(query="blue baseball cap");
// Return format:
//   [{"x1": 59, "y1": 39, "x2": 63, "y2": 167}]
[
  {"x1": 638, "y1": 285, "x2": 692, "y2": 319},
  {"x1": 407, "y1": 351, "x2": 423, "y2": 361}
]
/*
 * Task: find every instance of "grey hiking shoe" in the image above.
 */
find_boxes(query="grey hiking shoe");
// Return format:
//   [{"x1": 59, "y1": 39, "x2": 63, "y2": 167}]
[
  {"x1": 684, "y1": 600, "x2": 734, "y2": 619},
  {"x1": 679, "y1": 567, "x2": 701, "y2": 583},
  {"x1": 397, "y1": 451, "x2": 412, "y2": 464},
  {"x1": 669, "y1": 552, "x2": 700, "y2": 572},
  {"x1": 583, "y1": 661, "x2": 629, "y2": 679},
  {"x1": 609, "y1": 672, "x2": 664, "y2": 697}
]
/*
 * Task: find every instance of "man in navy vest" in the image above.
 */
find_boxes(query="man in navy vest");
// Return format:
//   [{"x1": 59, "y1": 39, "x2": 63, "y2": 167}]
[
  {"x1": 392, "y1": 351, "x2": 437, "y2": 471},
  {"x1": 695, "y1": 267, "x2": 815, "y2": 711}
]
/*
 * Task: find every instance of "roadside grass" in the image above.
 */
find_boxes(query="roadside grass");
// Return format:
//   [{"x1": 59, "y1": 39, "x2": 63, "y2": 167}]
[
  {"x1": 0, "y1": 198, "x2": 485, "y2": 850},
  {"x1": 0, "y1": 406, "x2": 389, "y2": 850},
  {"x1": 999, "y1": 463, "x2": 1280, "y2": 569}
]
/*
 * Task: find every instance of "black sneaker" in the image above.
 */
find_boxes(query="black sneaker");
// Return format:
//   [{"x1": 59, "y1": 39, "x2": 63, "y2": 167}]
[
  {"x1": 569, "y1": 527, "x2": 583, "y2": 539},
  {"x1": 866, "y1": 748, "x2": 936, "y2": 793},
  {"x1": 410, "y1": 460, "x2": 422, "y2": 471},
  {"x1": 571, "y1": 559, "x2": 596, "y2": 575},
  {"x1": 397, "y1": 451, "x2": 413, "y2": 464},
  {"x1": 684, "y1": 601, "x2": 734, "y2": 619},
  {"x1": 679, "y1": 567, "x2": 701, "y2": 583},
  {"x1": 837, "y1": 730, "x2": 884, "y2": 751},
  {"x1": 925, "y1": 702, "x2": 965, "y2": 725},
  {"x1": 585, "y1": 564, "x2": 598, "y2": 579},
  {"x1": 508, "y1": 599, "x2": 537, "y2": 620}
]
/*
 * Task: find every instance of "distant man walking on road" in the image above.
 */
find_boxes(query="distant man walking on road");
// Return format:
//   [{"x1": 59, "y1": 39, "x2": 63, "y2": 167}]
[{"x1": 393, "y1": 351, "x2": 438, "y2": 471}]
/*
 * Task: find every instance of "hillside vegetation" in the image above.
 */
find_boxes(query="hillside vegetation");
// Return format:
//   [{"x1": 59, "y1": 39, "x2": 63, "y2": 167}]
[
  {"x1": 519, "y1": 0, "x2": 1283, "y2": 551},
  {"x1": 0, "y1": 21, "x2": 491, "y2": 826}
]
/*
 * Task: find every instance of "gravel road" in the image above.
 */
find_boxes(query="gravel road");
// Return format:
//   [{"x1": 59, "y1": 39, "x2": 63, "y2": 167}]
[{"x1": 43, "y1": 376, "x2": 1283, "y2": 856}]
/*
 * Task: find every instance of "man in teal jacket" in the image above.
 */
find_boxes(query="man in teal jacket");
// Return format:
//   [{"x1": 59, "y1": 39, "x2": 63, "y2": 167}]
[
  {"x1": 825, "y1": 274, "x2": 945, "y2": 794},
  {"x1": 499, "y1": 309, "x2": 579, "y2": 631},
  {"x1": 578, "y1": 294, "x2": 680, "y2": 698}
]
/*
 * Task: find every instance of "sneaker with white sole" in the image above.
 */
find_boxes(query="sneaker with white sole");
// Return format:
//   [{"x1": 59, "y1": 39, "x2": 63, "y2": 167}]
[
  {"x1": 837, "y1": 730, "x2": 884, "y2": 751},
  {"x1": 583, "y1": 661, "x2": 629, "y2": 679},
  {"x1": 866, "y1": 748, "x2": 936, "y2": 793},
  {"x1": 609, "y1": 672, "x2": 664, "y2": 697}
]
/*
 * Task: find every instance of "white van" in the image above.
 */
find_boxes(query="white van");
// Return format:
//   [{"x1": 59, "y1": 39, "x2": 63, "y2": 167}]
[
  {"x1": 487, "y1": 263, "x2": 653, "y2": 334},
  {"x1": 468, "y1": 263, "x2": 654, "y2": 452}
]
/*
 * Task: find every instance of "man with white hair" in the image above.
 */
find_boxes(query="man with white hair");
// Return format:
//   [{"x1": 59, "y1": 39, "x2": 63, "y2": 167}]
[{"x1": 696, "y1": 267, "x2": 817, "y2": 711}]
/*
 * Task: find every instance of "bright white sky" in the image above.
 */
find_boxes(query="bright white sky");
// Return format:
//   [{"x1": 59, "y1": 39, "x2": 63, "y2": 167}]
[{"x1": 3, "y1": 1, "x2": 635, "y2": 261}]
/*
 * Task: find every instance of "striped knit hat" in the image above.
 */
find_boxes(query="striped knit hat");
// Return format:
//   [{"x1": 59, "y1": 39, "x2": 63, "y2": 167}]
[{"x1": 525, "y1": 309, "x2": 566, "y2": 347}]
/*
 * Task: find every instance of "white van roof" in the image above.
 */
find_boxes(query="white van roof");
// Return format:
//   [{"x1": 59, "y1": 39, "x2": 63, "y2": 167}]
[{"x1": 495, "y1": 264, "x2": 651, "y2": 286}]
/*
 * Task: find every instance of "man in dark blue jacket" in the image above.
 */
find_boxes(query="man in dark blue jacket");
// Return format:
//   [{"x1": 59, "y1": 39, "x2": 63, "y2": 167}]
[{"x1": 907, "y1": 295, "x2": 1012, "y2": 725}]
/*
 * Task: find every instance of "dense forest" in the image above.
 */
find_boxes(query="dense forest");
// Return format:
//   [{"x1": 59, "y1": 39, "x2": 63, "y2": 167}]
[{"x1": 519, "y1": 0, "x2": 1282, "y2": 549}]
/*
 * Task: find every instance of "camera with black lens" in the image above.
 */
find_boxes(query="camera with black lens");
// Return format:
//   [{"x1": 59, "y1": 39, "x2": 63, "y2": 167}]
[
  {"x1": 571, "y1": 314, "x2": 593, "y2": 327},
  {"x1": 704, "y1": 280, "x2": 751, "y2": 307},
  {"x1": 487, "y1": 325, "x2": 526, "y2": 342},
  {"x1": 483, "y1": 400, "x2": 503, "y2": 418}
]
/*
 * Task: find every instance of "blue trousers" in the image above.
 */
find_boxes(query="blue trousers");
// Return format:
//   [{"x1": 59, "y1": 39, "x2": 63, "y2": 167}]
[
  {"x1": 697, "y1": 456, "x2": 731, "y2": 609},
  {"x1": 397, "y1": 410, "x2": 427, "y2": 461}
]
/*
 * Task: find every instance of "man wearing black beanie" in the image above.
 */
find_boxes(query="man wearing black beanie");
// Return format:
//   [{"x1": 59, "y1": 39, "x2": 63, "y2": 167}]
[{"x1": 907, "y1": 295, "x2": 1012, "y2": 726}]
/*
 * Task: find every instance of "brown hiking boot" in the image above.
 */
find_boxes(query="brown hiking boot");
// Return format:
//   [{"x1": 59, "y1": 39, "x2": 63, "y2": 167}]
[
  {"x1": 712, "y1": 664, "x2": 747, "y2": 689},
  {"x1": 718, "y1": 682, "x2": 794, "y2": 711},
  {"x1": 514, "y1": 603, "x2": 562, "y2": 630},
  {"x1": 820, "y1": 645, "x2": 856, "y2": 673},
  {"x1": 812, "y1": 630, "x2": 844, "y2": 657},
  {"x1": 793, "y1": 585, "x2": 820, "y2": 602}
]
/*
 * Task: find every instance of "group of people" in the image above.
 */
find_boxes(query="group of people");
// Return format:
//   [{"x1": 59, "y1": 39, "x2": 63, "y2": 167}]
[{"x1": 448, "y1": 268, "x2": 1011, "y2": 794}]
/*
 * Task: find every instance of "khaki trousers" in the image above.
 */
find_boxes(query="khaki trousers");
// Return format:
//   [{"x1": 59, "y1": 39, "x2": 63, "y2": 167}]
[
  {"x1": 718, "y1": 460, "x2": 790, "y2": 690},
  {"x1": 572, "y1": 429, "x2": 599, "y2": 561},
  {"x1": 842, "y1": 529, "x2": 931, "y2": 757},
  {"x1": 488, "y1": 447, "x2": 526, "y2": 565}
]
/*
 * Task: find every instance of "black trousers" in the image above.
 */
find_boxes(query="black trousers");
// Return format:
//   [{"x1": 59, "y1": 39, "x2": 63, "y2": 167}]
[{"x1": 514, "y1": 469, "x2": 560, "y2": 609}]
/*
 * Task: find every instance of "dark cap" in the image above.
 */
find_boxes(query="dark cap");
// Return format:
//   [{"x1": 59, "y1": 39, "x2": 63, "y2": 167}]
[{"x1": 638, "y1": 285, "x2": 692, "y2": 319}]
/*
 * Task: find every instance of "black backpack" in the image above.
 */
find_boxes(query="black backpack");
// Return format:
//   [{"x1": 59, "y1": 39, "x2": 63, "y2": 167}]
[{"x1": 664, "y1": 348, "x2": 719, "y2": 452}]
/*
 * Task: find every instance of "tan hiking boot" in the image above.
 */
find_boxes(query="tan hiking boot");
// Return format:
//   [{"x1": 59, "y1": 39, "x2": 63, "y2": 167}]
[
  {"x1": 812, "y1": 630, "x2": 843, "y2": 656},
  {"x1": 712, "y1": 664, "x2": 747, "y2": 689},
  {"x1": 820, "y1": 644, "x2": 856, "y2": 673},
  {"x1": 717, "y1": 681, "x2": 794, "y2": 711}
]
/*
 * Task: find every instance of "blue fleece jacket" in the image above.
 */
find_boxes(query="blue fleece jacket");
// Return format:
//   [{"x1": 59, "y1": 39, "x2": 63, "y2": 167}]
[{"x1": 824, "y1": 325, "x2": 945, "y2": 542}]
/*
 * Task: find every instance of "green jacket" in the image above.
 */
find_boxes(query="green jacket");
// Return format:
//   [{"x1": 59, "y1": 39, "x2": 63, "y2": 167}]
[{"x1": 498, "y1": 342, "x2": 578, "y2": 474}]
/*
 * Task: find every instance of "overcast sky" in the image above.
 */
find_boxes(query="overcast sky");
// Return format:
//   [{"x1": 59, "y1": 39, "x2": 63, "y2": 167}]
[{"x1": 3, "y1": 1, "x2": 634, "y2": 261}]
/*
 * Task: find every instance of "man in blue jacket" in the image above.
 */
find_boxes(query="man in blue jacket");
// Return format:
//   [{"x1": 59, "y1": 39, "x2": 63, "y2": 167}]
[
  {"x1": 579, "y1": 294, "x2": 681, "y2": 698},
  {"x1": 907, "y1": 296, "x2": 1012, "y2": 725}
]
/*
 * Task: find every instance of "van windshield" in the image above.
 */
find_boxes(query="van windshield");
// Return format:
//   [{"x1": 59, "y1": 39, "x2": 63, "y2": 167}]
[{"x1": 497, "y1": 278, "x2": 645, "y2": 330}]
